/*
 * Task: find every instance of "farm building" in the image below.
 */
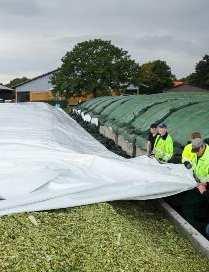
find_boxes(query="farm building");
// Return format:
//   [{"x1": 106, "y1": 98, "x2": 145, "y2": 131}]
[
  {"x1": 14, "y1": 70, "x2": 101, "y2": 105},
  {"x1": 0, "y1": 84, "x2": 15, "y2": 102},
  {"x1": 14, "y1": 70, "x2": 57, "y2": 102},
  {"x1": 14, "y1": 69, "x2": 121, "y2": 105}
]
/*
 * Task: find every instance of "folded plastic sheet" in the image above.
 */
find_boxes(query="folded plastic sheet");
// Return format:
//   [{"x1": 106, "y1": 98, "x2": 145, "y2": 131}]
[{"x1": 0, "y1": 103, "x2": 196, "y2": 216}]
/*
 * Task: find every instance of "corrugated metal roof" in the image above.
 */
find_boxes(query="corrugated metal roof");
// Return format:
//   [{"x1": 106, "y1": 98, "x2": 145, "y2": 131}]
[{"x1": 0, "y1": 84, "x2": 14, "y2": 91}]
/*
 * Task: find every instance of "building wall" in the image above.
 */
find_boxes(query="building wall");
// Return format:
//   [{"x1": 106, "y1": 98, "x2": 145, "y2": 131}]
[
  {"x1": 16, "y1": 74, "x2": 53, "y2": 93},
  {"x1": 16, "y1": 91, "x2": 30, "y2": 102},
  {"x1": 20, "y1": 90, "x2": 93, "y2": 104},
  {"x1": 30, "y1": 91, "x2": 54, "y2": 102}
]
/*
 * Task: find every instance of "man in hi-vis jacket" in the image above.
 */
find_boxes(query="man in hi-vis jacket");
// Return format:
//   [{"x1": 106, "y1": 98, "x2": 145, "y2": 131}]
[{"x1": 153, "y1": 123, "x2": 173, "y2": 163}]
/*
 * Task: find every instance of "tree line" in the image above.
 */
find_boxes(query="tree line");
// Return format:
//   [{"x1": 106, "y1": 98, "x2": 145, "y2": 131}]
[
  {"x1": 5, "y1": 39, "x2": 209, "y2": 97},
  {"x1": 51, "y1": 39, "x2": 175, "y2": 98}
]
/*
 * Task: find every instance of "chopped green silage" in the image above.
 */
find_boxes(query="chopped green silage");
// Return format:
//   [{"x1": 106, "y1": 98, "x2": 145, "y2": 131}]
[{"x1": 0, "y1": 201, "x2": 208, "y2": 272}]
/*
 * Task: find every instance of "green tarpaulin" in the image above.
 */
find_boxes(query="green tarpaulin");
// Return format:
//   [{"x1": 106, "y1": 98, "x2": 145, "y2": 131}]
[{"x1": 78, "y1": 92, "x2": 209, "y2": 152}]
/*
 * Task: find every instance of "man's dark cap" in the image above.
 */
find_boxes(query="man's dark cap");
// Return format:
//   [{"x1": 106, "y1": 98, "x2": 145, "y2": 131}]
[
  {"x1": 150, "y1": 123, "x2": 157, "y2": 129},
  {"x1": 158, "y1": 123, "x2": 167, "y2": 129}
]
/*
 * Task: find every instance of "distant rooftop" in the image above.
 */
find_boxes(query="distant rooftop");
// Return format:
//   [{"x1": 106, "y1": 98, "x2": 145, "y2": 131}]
[
  {"x1": 167, "y1": 83, "x2": 209, "y2": 93},
  {"x1": 173, "y1": 80, "x2": 184, "y2": 87},
  {"x1": 0, "y1": 84, "x2": 14, "y2": 91},
  {"x1": 13, "y1": 69, "x2": 58, "y2": 88}
]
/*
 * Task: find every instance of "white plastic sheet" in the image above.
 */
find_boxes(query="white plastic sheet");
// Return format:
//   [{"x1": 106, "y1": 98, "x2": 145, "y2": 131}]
[{"x1": 0, "y1": 103, "x2": 196, "y2": 216}]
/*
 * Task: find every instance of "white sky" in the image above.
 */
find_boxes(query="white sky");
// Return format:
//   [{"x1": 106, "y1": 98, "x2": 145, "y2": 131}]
[{"x1": 0, "y1": 0, "x2": 208, "y2": 84}]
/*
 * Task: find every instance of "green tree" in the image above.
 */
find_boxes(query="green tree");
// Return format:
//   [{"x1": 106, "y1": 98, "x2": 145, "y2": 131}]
[
  {"x1": 187, "y1": 55, "x2": 209, "y2": 89},
  {"x1": 6, "y1": 77, "x2": 29, "y2": 88},
  {"x1": 137, "y1": 60, "x2": 175, "y2": 93},
  {"x1": 51, "y1": 39, "x2": 139, "y2": 97}
]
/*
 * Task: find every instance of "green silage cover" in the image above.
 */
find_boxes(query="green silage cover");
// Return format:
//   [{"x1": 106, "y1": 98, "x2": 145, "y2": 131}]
[
  {"x1": 79, "y1": 92, "x2": 209, "y2": 152},
  {"x1": 92, "y1": 96, "x2": 126, "y2": 115},
  {"x1": 80, "y1": 96, "x2": 113, "y2": 113},
  {"x1": 164, "y1": 101, "x2": 209, "y2": 145}
]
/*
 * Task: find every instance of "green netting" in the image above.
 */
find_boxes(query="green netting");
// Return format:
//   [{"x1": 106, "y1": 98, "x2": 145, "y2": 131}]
[
  {"x1": 99, "y1": 93, "x2": 208, "y2": 131},
  {"x1": 164, "y1": 101, "x2": 209, "y2": 145},
  {"x1": 79, "y1": 92, "x2": 209, "y2": 152},
  {"x1": 99, "y1": 96, "x2": 133, "y2": 119},
  {"x1": 102, "y1": 96, "x2": 177, "y2": 133},
  {"x1": 81, "y1": 96, "x2": 113, "y2": 113},
  {"x1": 91, "y1": 96, "x2": 126, "y2": 115},
  {"x1": 79, "y1": 96, "x2": 104, "y2": 110},
  {"x1": 101, "y1": 96, "x2": 160, "y2": 132},
  {"x1": 131, "y1": 99, "x2": 199, "y2": 133}
]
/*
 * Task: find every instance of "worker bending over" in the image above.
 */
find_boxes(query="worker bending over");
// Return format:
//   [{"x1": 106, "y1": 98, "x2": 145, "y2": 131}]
[
  {"x1": 182, "y1": 138, "x2": 209, "y2": 234},
  {"x1": 153, "y1": 123, "x2": 173, "y2": 163},
  {"x1": 191, "y1": 138, "x2": 209, "y2": 184},
  {"x1": 182, "y1": 132, "x2": 202, "y2": 169}
]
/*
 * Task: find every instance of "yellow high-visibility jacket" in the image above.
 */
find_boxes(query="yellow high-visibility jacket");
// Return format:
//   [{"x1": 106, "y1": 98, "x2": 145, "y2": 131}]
[
  {"x1": 193, "y1": 145, "x2": 209, "y2": 183},
  {"x1": 154, "y1": 134, "x2": 173, "y2": 162},
  {"x1": 182, "y1": 143, "x2": 197, "y2": 168}
]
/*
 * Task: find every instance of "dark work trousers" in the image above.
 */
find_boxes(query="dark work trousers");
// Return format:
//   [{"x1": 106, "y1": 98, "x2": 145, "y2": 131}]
[{"x1": 181, "y1": 189, "x2": 209, "y2": 234}]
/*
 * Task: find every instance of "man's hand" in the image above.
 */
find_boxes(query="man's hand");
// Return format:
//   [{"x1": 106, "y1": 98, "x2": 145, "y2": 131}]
[
  {"x1": 183, "y1": 161, "x2": 192, "y2": 169},
  {"x1": 196, "y1": 183, "x2": 207, "y2": 194},
  {"x1": 158, "y1": 158, "x2": 166, "y2": 164}
]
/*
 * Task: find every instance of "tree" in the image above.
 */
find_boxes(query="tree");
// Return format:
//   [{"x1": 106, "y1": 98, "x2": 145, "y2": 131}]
[
  {"x1": 187, "y1": 55, "x2": 209, "y2": 89},
  {"x1": 6, "y1": 77, "x2": 29, "y2": 88},
  {"x1": 51, "y1": 39, "x2": 139, "y2": 97},
  {"x1": 137, "y1": 60, "x2": 175, "y2": 93}
]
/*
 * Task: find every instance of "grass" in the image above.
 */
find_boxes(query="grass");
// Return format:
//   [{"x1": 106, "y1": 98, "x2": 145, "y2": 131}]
[{"x1": 0, "y1": 201, "x2": 208, "y2": 272}]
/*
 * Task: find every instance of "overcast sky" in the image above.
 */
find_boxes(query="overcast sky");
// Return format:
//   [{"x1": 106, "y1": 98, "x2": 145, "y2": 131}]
[{"x1": 0, "y1": 0, "x2": 208, "y2": 83}]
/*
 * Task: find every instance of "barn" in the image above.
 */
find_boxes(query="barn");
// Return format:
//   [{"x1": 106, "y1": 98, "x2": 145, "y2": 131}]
[
  {"x1": 14, "y1": 70, "x2": 57, "y2": 102},
  {"x1": 14, "y1": 69, "x2": 95, "y2": 105}
]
